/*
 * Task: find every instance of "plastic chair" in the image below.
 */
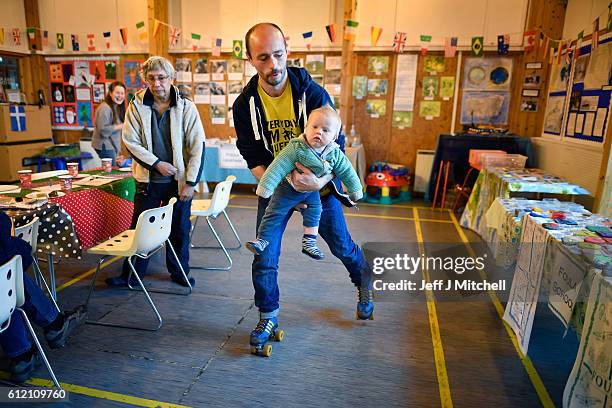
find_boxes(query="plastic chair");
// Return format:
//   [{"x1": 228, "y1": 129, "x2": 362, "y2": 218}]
[
  {"x1": 85, "y1": 197, "x2": 191, "y2": 331},
  {"x1": 0, "y1": 255, "x2": 62, "y2": 389},
  {"x1": 190, "y1": 176, "x2": 241, "y2": 271},
  {"x1": 14, "y1": 217, "x2": 60, "y2": 313}
]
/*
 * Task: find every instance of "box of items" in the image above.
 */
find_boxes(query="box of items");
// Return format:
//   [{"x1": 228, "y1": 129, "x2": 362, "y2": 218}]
[{"x1": 0, "y1": 105, "x2": 52, "y2": 143}]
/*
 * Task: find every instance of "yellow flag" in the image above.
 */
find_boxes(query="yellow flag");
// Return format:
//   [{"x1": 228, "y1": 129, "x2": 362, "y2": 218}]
[{"x1": 0, "y1": 28, "x2": 4, "y2": 45}]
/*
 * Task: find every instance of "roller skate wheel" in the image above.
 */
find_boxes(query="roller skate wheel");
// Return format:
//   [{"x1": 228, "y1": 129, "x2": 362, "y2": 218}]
[
  {"x1": 274, "y1": 329, "x2": 284, "y2": 342},
  {"x1": 250, "y1": 346, "x2": 258, "y2": 355},
  {"x1": 369, "y1": 311, "x2": 374, "y2": 320},
  {"x1": 262, "y1": 344, "x2": 273, "y2": 357}
]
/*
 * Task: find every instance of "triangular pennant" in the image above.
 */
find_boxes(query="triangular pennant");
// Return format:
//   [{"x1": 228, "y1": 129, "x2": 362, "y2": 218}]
[
  {"x1": 153, "y1": 20, "x2": 162, "y2": 38},
  {"x1": 119, "y1": 28, "x2": 128, "y2": 46},
  {"x1": 12, "y1": 28, "x2": 21, "y2": 46},
  {"x1": 26, "y1": 27, "x2": 36, "y2": 50},
  {"x1": 325, "y1": 24, "x2": 336, "y2": 43},
  {"x1": 497, "y1": 34, "x2": 509, "y2": 55},
  {"x1": 302, "y1": 31, "x2": 313, "y2": 50},
  {"x1": 169, "y1": 26, "x2": 181, "y2": 47},
  {"x1": 420, "y1": 34, "x2": 432, "y2": 55},
  {"x1": 344, "y1": 20, "x2": 359, "y2": 41},
  {"x1": 0, "y1": 29, "x2": 4, "y2": 46},
  {"x1": 523, "y1": 30, "x2": 536, "y2": 53},
  {"x1": 103, "y1": 31, "x2": 111, "y2": 49},
  {"x1": 471, "y1": 36, "x2": 483, "y2": 56},
  {"x1": 232, "y1": 40, "x2": 243, "y2": 59},
  {"x1": 393, "y1": 32, "x2": 406, "y2": 53},
  {"x1": 212, "y1": 37, "x2": 222, "y2": 56},
  {"x1": 71, "y1": 34, "x2": 79, "y2": 51},
  {"x1": 136, "y1": 21, "x2": 147, "y2": 42},
  {"x1": 191, "y1": 32, "x2": 201, "y2": 51},
  {"x1": 87, "y1": 33, "x2": 95, "y2": 51},
  {"x1": 370, "y1": 26, "x2": 382, "y2": 46},
  {"x1": 56, "y1": 33, "x2": 64, "y2": 49}
]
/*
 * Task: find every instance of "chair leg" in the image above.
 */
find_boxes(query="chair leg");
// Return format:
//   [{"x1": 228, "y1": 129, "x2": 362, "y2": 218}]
[
  {"x1": 126, "y1": 246, "x2": 192, "y2": 296},
  {"x1": 191, "y1": 217, "x2": 232, "y2": 271},
  {"x1": 86, "y1": 256, "x2": 163, "y2": 331},
  {"x1": 190, "y1": 212, "x2": 241, "y2": 250},
  {"x1": 432, "y1": 160, "x2": 444, "y2": 209},
  {"x1": 84, "y1": 256, "x2": 107, "y2": 309},
  {"x1": 16, "y1": 309, "x2": 62, "y2": 389},
  {"x1": 441, "y1": 161, "x2": 451, "y2": 210},
  {"x1": 32, "y1": 258, "x2": 61, "y2": 313}
]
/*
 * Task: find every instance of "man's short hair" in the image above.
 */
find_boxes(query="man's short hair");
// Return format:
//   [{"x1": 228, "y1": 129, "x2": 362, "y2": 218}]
[
  {"x1": 245, "y1": 22, "x2": 286, "y2": 57},
  {"x1": 140, "y1": 56, "x2": 176, "y2": 80}
]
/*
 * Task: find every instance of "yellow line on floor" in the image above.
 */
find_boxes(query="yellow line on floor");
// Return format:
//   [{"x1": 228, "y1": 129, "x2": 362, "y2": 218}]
[
  {"x1": 412, "y1": 208, "x2": 453, "y2": 408},
  {"x1": 227, "y1": 204, "x2": 453, "y2": 223},
  {"x1": 55, "y1": 256, "x2": 122, "y2": 293},
  {"x1": 448, "y1": 212, "x2": 554, "y2": 408},
  {"x1": 0, "y1": 373, "x2": 190, "y2": 407}
]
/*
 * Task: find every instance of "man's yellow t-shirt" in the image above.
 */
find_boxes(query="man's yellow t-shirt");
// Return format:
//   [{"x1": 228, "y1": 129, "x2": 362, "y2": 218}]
[{"x1": 257, "y1": 83, "x2": 302, "y2": 157}]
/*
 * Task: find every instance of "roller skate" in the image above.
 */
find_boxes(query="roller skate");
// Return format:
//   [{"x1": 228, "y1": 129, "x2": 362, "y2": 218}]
[
  {"x1": 249, "y1": 317, "x2": 284, "y2": 357},
  {"x1": 356, "y1": 286, "x2": 374, "y2": 320}
]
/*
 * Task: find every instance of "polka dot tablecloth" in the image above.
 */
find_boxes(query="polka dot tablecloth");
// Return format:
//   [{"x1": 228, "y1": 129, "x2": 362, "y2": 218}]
[
  {"x1": 53, "y1": 188, "x2": 134, "y2": 250},
  {"x1": 7, "y1": 176, "x2": 135, "y2": 259},
  {"x1": 8, "y1": 203, "x2": 83, "y2": 259}
]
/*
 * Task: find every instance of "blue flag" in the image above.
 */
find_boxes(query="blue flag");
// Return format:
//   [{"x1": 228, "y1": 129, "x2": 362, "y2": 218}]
[{"x1": 10, "y1": 105, "x2": 26, "y2": 131}]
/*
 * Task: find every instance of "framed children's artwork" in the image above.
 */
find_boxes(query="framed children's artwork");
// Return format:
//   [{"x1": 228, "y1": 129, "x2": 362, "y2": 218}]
[
  {"x1": 523, "y1": 75, "x2": 541, "y2": 87},
  {"x1": 92, "y1": 83, "x2": 105, "y2": 103}
]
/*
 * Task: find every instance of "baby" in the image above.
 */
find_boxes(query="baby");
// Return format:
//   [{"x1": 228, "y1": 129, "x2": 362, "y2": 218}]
[{"x1": 246, "y1": 105, "x2": 363, "y2": 259}]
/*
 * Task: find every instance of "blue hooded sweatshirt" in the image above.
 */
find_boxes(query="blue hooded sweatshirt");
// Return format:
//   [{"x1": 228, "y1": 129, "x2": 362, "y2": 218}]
[{"x1": 233, "y1": 67, "x2": 352, "y2": 204}]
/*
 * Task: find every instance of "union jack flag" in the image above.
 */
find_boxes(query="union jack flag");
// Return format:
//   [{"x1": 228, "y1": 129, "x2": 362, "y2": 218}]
[
  {"x1": 393, "y1": 32, "x2": 406, "y2": 53},
  {"x1": 169, "y1": 26, "x2": 181, "y2": 47},
  {"x1": 12, "y1": 28, "x2": 21, "y2": 46}
]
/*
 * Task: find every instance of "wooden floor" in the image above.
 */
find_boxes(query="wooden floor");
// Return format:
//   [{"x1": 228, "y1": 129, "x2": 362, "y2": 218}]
[{"x1": 0, "y1": 195, "x2": 579, "y2": 407}]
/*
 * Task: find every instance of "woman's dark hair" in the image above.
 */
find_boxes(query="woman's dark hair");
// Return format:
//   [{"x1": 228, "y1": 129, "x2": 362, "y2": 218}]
[{"x1": 104, "y1": 81, "x2": 127, "y2": 124}]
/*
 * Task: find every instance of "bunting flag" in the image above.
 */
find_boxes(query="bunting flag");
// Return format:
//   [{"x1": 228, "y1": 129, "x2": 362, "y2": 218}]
[
  {"x1": 608, "y1": 2, "x2": 612, "y2": 31},
  {"x1": 575, "y1": 30, "x2": 584, "y2": 60},
  {"x1": 592, "y1": 17, "x2": 599, "y2": 51},
  {"x1": 497, "y1": 34, "x2": 509, "y2": 55},
  {"x1": 212, "y1": 37, "x2": 222, "y2": 56},
  {"x1": 56, "y1": 33, "x2": 64, "y2": 49},
  {"x1": 444, "y1": 37, "x2": 457, "y2": 58},
  {"x1": 370, "y1": 26, "x2": 382, "y2": 46},
  {"x1": 169, "y1": 26, "x2": 181, "y2": 47},
  {"x1": 565, "y1": 42, "x2": 572, "y2": 65},
  {"x1": 191, "y1": 32, "x2": 201, "y2": 51},
  {"x1": 420, "y1": 34, "x2": 432, "y2": 55},
  {"x1": 103, "y1": 31, "x2": 111, "y2": 49},
  {"x1": 136, "y1": 21, "x2": 147, "y2": 42},
  {"x1": 26, "y1": 27, "x2": 36, "y2": 49},
  {"x1": 471, "y1": 36, "x2": 484, "y2": 56},
  {"x1": 232, "y1": 40, "x2": 243, "y2": 58},
  {"x1": 87, "y1": 33, "x2": 95, "y2": 51},
  {"x1": 119, "y1": 28, "x2": 128, "y2": 46},
  {"x1": 523, "y1": 30, "x2": 536, "y2": 53},
  {"x1": 42, "y1": 30, "x2": 48, "y2": 48},
  {"x1": 325, "y1": 24, "x2": 336, "y2": 43},
  {"x1": 0, "y1": 29, "x2": 4, "y2": 45},
  {"x1": 71, "y1": 34, "x2": 79, "y2": 51},
  {"x1": 12, "y1": 28, "x2": 21, "y2": 46},
  {"x1": 542, "y1": 36, "x2": 550, "y2": 60},
  {"x1": 393, "y1": 32, "x2": 406, "y2": 53},
  {"x1": 303, "y1": 31, "x2": 313, "y2": 50},
  {"x1": 344, "y1": 20, "x2": 359, "y2": 41},
  {"x1": 557, "y1": 41, "x2": 564, "y2": 64},
  {"x1": 549, "y1": 46, "x2": 555, "y2": 65},
  {"x1": 153, "y1": 20, "x2": 162, "y2": 38}
]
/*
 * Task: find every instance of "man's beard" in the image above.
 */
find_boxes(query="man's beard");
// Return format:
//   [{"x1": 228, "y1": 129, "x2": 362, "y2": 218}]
[{"x1": 265, "y1": 68, "x2": 286, "y2": 86}]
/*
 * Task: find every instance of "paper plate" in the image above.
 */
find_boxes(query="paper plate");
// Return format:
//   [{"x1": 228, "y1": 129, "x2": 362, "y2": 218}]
[
  {"x1": 118, "y1": 167, "x2": 132, "y2": 172},
  {"x1": 25, "y1": 191, "x2": 66, "y2": 199},
  {"x1": 0, "y1": 185, "x2": 20, "y2": 194}
]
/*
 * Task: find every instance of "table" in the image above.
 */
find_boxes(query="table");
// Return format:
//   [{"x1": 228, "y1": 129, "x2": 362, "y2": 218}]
[
  {"x1": 460, "y1": 167, "x2": 591, "y2": 239},
  {"x1": 426, "y1": 133, "x2": 533, "y2": 202},
  {"x1": 2, "y1": 170, "x2": 135, "y2": 298},
  {"x1": 203, "y1": 144, "x2": 257, "y2": 185}
]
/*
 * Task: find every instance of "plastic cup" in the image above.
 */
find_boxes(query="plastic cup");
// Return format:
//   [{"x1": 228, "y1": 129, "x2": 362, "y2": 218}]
[
  {"x1": 101, "y1": 158, "x2": 112, "y2": 173},
  {"x1": 17, "y1": 169, "x2": 32, "y2": 188},
  {"x1": 58, "y1": 175, "x2": 73, "y2": 193},
  {"x1": 67, "y1": 162, "x2": 79, "y2": 177}
]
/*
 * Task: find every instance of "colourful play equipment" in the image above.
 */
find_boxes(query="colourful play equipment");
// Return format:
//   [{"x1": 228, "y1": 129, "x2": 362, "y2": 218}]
[{"x1": 364, "y1": 162, "x2": 411, "y2": 204}]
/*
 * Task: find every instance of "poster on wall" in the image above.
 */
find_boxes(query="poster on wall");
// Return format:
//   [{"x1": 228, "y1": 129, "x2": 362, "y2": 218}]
[
  {"x1": 562, "y1": 40, "x2": 612, "y2": 144},
  {"x1": 46, "y1": 56, "x2": 121, "y2": 130},
  {"x1": 461, "y1": 91, "x2": 510, "y2": 125},
  {"x1": 463, "y1": 57, "x2": 513, "y2": 91}
]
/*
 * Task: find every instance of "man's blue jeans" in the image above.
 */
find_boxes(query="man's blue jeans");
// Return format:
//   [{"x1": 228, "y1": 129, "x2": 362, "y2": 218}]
[
  {"x1": 0, "y1": 273, "x2": 59, "y2": 357},
  {"x1": 252, "y1": 182, "x2": 367, "y2": 317},
  {"x1": 257, "y1": 180, "x2": 322, "y2": 242}
]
